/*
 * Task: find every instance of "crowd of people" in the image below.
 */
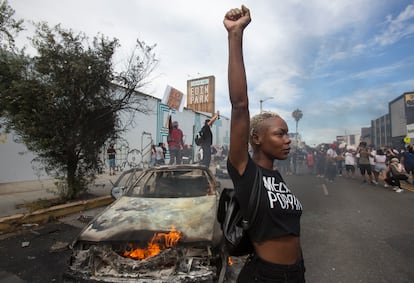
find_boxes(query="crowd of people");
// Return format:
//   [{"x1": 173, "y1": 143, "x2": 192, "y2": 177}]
[
  {"x1": 147, "y1": 112, "x2": 227, "y2": 168},
  {"x1": 145, "y1": 112, "x2": 228, "y2": 168},
  {"x1": 274, "y1": 142, "x2": 414, "y2": 193}
]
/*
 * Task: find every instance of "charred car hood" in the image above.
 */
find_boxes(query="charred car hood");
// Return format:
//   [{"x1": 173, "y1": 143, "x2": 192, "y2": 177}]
[{"x1": 78, "y1": 196, "x2": 218, "y2": 243}]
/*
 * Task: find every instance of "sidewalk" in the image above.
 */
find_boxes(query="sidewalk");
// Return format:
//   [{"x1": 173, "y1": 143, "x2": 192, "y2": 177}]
[{"x1": 0, "y1": 173, "x2": 118, "y2": 218}]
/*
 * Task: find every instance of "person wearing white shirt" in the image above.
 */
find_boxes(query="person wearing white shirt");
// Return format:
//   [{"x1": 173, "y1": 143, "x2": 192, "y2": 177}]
[
  {"x1": 372, "y1": 148, "x2": 387, "y2": 185},
  {"x1": 344, "y1": 150, "x2": 356, "y2": 178},
  {"x1": 326, "y1": 145, "x2": 338, "y2": 182}
]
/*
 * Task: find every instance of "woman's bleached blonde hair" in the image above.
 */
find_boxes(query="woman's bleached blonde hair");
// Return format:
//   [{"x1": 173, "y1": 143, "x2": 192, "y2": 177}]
[{"x1": 249, "y1": 111, "x2": 281, "y2": 145}]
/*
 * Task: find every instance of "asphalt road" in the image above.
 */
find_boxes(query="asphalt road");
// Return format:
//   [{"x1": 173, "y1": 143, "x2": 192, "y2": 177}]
[
  {"x1": 0, "y1": 175, "x2": 413, "y2": 283},
  {"x1": 290, "y1": 174, "x2": 414, "y2": 283}
]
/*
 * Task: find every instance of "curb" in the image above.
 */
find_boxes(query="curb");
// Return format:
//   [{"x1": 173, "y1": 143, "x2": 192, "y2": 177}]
[{"x1": 0, "y1": 195, "x2": 114, "y2": 234}]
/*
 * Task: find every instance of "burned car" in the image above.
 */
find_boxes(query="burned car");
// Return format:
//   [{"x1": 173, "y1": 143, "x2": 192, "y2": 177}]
[
  {"x1": 110, "y1": 167, "x2": 143, "y2": 199},
  {"x1": 63, "y1": 165, "x2": 227, "y2": 283}
]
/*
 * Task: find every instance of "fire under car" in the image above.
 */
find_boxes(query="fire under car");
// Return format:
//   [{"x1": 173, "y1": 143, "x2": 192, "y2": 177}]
[{"x1": 63, "y1": 164, "x2": 234, "y2": 283}]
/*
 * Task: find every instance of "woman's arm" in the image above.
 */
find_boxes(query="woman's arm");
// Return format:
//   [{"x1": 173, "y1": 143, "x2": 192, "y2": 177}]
[{"x1": 223, "y1": 5, "x2": 251, "y2": 175}]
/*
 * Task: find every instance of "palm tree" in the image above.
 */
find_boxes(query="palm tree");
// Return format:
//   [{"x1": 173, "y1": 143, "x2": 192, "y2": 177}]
[{"x1": 292, "y1": 108, "x2": 303, "y2": 143}]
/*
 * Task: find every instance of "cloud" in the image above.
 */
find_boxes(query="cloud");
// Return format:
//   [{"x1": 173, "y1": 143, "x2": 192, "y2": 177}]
[
  {"x1": 8, "y1": 0, "x2": 414, "y2": 147},
  {"x1": 375, "y1": 4, "x2": 414, "y2": 46}
]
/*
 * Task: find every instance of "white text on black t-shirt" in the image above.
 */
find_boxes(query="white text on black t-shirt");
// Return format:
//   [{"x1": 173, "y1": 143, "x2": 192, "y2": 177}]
[{"x1": 262, "y1": 176, "x2": 303, "y2": 210}]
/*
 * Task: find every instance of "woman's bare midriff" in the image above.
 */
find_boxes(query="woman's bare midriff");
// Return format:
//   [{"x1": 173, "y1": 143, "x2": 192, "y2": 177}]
[{"x1": 253, "y1": 235, "x2": 301, "y2": 264}]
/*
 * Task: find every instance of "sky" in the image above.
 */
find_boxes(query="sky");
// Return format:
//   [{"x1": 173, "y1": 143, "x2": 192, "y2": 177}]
[{"x1": 8, "y1": 0, "x2": 414, "y2": 146}]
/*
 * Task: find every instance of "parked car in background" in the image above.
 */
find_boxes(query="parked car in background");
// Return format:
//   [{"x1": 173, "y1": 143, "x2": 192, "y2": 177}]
[{"x1": 63, "y1": 164, "x2": 228, "y2": 283}]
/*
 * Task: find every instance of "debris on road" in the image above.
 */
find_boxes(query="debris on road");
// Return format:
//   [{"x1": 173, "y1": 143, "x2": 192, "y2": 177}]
[{"x1": 50, "y1": 241, "x2": 69, "y2": 252}]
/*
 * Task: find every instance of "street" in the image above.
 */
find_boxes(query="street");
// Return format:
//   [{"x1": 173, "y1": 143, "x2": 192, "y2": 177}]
[
  {"x1": 291, "y1": 174, "x2": 414, "y2": 283},
  {"x1": 0, "y1": 174, "x2": 413, "y2": 283}
]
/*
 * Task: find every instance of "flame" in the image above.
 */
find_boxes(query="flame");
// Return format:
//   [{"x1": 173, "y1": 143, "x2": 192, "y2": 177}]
[
  {"x1": 123, "y1": 226, "x2": 182, "y2": 260},
  {"x1": 228, "y1": 256, "x2": 233, "y2": 266}
]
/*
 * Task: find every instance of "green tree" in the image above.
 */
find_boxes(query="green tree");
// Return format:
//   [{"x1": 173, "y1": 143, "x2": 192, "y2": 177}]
[
  {"x1": 0, "y1": 19, "x2": 157, "y2": 199},
  {"x1": 0, "y1": 0, "x2": 25, "y2": 121},
  {"x1": 0, "y1": 0, "x2": 24, "y2": 50},
  {"x1": 292, "y1": 108, "x2": 303, "y2": 146}
]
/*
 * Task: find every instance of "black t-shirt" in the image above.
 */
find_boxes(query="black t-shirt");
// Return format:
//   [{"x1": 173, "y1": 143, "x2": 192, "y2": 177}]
[
  {"x1": 107, "y1": 147, "x2": 116, "y2": 160},
  {"x1": 200, "y1": 124, "x2": 212, "y2": 146},
  {"x1": 227, "y1": 156, "x2": 303, "y2": 242}
]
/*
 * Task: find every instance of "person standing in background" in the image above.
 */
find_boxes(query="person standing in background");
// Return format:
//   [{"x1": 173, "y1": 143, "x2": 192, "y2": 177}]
[
  {"x1": 160, "y1": 142, "x2": 167, "y2": 159},
  {"x1": 107, "y1": 143, "x2": 116, "y2": 175},
  {"x1": 199, "y1": 111, "x2": 219, "y2": 168},
  {"x1": 306, "y1": 151, "x2": 315, "y2": 175},
  {"x1": 315, "y1": 149, "x2": 326, "y2": 178},
  {"x1": 326, "y1": 144, "x2": 338, "y2": 182},
  {"x1": 336, "y1": 150, "x2": 344, "y2": 176},
  {"x1": 344, "y1": 149, "x2": 356, "y2": 179},
  {"x1": 167, "y1": 116, "x2": 184, "y2": 165},
  {"x1": 356, "y1": 142, "x2": 373, "y2": 184},
  {"x1": 150, "y1": 144, "x2": 157, "y2": 167},
  {"x1": 155, "y1": 142, "x2": 165, "y2": 165},
  {"x1": 372, "y1": 148, "x2": 387, "y2": 185},
  {"x1": 369, "y1": 146, "x2": 377, "y2": 179},
  {"x1": 400, "y1": 144, "x2": 414, "y2": 184}
]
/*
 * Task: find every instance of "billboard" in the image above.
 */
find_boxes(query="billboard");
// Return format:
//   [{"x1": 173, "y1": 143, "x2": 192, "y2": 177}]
[
  {"x1": 405, "y1": 92, "x2": 414, "y2": 125},
  {"x1": 405, "y1": 93, "x2": 414, "y2": 107},
  {"x1": 162, "y1": 85, "x2": 185, "y2": 112},
  {"x1": 186, "y1": 76, "x2": 215, "y2": 114}
]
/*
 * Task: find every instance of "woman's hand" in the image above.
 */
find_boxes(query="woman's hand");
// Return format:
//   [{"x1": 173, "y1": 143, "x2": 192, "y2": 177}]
[{"x1": 223, "y1": 5, "x2": 251, "y2": 32}]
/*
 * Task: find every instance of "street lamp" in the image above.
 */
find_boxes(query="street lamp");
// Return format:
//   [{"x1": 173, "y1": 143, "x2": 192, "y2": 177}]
[{"x1": 259, "y1": 97, "x2": 274, "y2": 113}]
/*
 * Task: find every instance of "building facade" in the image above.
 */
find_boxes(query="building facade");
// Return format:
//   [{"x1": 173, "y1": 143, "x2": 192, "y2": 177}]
[
  {"x1": 389, "y1": 92, "x2": 414, "y2": 149},
  {"x1": 0, "y1": 87, "x2": 230, "y2": 183},
  {"x1": 363, "y1": 92, "x2": 414, "y2": 150},
  {"x1": 360, "y1": 127, "x2": 372, "y2": 146},
  {"x1": 371, "y1": 114, "x2": 391, "y2": 149}
]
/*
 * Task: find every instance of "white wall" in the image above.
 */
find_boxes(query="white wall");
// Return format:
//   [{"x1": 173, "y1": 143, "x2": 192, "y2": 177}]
[{"x1": 0, "y1": 132, "x2": 50, "y2": 183}]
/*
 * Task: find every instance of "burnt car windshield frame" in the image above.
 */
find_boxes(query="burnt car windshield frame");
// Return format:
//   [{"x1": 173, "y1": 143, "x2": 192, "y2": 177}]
[{"x1": 125, "y1": 167, "x2": 214, "y2": 198}]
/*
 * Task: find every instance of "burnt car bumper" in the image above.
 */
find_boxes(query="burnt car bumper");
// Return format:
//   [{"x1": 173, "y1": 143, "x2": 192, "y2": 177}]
[{"x1": 63, "y1": 243, "x2": 223, "y2": 283}]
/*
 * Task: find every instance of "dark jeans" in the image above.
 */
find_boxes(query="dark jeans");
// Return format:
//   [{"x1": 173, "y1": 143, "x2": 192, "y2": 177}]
[
  {"x1": 326, "y1": 162, "x2": 336, "y2": 181},
  {"x1": 336, "y1": 160, "x2": 343, "y2": 175},
  {"x1": 168, "y1": 146, "x2": 182, "y2": 165},
  {"x1": 237, "y1": 254, "x2": 305, "y2": 283},
  {"x1": 156, "y1": 159, "x2": 165, "y2": 165},
  {"x1": 359, "y1": 163, "x2": 372, "y2": 175},
  {"x1": 201, "y1": 145, "x2": 211, "y2": 168},
  {"x1": 385, "y1": 174, "x2": 408, "y2": 188}
]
